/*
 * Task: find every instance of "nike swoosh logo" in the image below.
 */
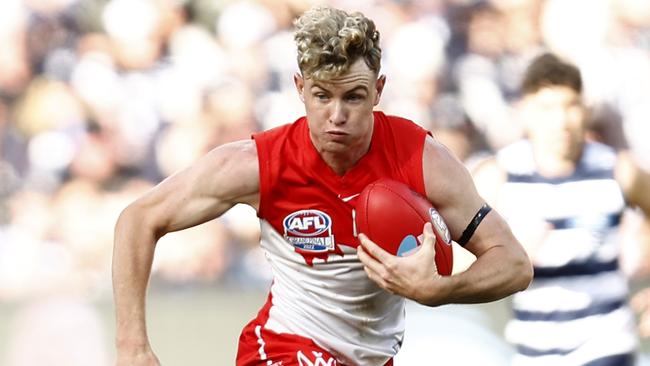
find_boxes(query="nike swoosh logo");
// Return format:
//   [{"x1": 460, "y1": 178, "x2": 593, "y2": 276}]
[{"x1": 339, "y1": 193, "x2": 360, "y2": 202}]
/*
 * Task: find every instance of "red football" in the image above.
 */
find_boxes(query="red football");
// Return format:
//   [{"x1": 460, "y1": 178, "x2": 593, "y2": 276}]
[{"x1": 355, "y1": 179, "x2": 453, "y2": 276}]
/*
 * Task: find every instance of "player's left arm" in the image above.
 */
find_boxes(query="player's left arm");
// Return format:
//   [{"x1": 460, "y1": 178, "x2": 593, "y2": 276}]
[
  {"x1": 419, "y1": 136, "x2": 532, "y2": 305},
  {"x1": 359, "y1": 136, "x2": 532, "y2": 306},
  {"x1": 423, "y1": 137, "x2": 533, "y2": 305}
]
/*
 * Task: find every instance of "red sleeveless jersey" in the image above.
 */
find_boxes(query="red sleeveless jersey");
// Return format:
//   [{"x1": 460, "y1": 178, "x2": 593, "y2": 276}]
[
  {"x1": 254, "y1": 111, "x2": 428, "y2": 265},
  {"x1": 245, "y1": 111, "x2": 429, "y2": 365}
]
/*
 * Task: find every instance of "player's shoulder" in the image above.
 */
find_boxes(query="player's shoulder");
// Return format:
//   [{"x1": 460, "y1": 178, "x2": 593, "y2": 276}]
[
  {"x1": 422, "y1": 134, "x2": 459, "y2": 163},
  {"x1": 197, "y1": 140, "x2": 259, "y2": 180},
  {"x1": 212, "y1": 139, "x2": 258, "y2": 159},
  {"x1": 181, "y1": 138, "x2": 259, "y2": 208},
  {"x1": 421, "y1": 136, "x2": 475, "y2": 196}
]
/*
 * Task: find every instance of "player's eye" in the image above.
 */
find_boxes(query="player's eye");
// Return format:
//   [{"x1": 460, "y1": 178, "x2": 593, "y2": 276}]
[
  {"x1": 314, "y1": 93, "x2": 330, "y2": 101},
  {"x1": 346, "y1": 94, "x2": 365, "y2": 102}
]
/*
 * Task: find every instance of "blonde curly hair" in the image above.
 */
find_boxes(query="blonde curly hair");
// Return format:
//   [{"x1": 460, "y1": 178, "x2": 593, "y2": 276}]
[{"x1": 294, "y1": 7, "x2": 381, "y2": 80}]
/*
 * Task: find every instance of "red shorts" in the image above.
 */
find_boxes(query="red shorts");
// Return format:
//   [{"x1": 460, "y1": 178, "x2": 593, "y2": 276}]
[{"x1": 236, "y1": 319, "x2": 394, "y2": 366}]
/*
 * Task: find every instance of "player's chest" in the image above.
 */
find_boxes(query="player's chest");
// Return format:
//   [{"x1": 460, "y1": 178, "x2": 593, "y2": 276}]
[{"x1": 268, "y1": 185, "x2": 362, "y2": 253}]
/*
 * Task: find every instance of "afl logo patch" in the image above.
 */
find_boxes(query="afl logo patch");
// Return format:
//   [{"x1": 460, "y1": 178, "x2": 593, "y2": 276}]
[
  {"x1": 429, "y1": 208, "x2": 451, "y2": 244},
  {"x1": 283, "y1": 210, "x2": 335, "y2": 252}
]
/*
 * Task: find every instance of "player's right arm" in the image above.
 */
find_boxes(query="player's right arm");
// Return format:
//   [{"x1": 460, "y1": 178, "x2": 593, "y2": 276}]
[
  {"x1": 112, "y1": 139, "x2": 259, "y2": 365},
  {"x1": 358, "y1": 137, "x2": 532, "y2": 306}
]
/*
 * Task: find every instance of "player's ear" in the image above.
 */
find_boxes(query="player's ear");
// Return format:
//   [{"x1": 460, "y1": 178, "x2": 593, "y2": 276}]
[
  {"x1": 294, "y1": 72, "x2": 305, "y2": 103},
  {"x1": 374, "y1": 74, "x2": 386, "y2": 106}
]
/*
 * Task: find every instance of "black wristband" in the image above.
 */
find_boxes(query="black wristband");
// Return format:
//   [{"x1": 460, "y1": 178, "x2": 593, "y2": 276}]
[{"x1": 457, "y1": 203, "x2": 492, "y2": 247}]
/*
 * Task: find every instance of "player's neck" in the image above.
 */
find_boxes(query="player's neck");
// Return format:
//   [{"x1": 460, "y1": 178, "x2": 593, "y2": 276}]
[
  {"x1": 312, "y1": 124, "x2": 373, "y2": 176},
  {"x1": 320, "y1": 145, "x2": 369, "y2": 176}
]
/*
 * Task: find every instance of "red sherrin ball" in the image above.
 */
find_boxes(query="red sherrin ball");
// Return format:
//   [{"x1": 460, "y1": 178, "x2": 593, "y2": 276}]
[{"x1": 355, "y1": 178, "x2": 453, "y2": 276}]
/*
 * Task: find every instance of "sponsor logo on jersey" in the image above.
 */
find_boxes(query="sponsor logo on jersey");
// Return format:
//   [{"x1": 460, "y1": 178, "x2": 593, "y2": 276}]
[
  {"x1": 429, "y1": 207, "x2": 451, "y2": 244},
  {"x1": 297, "y1": 350, "x2": 338, "y2": 366},
  {"x1": 337, "y1": 193, "x2": 360, "y2": 203},
  {"x1": 283, "y1": 210, "x2": 335, "y2": 252}
]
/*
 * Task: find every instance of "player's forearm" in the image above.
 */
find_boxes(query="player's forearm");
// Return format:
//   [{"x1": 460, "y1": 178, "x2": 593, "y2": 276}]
[
  {"x1": 422, "y1": 244, "x2": 532, "y2": 306},
  {"x1": 112, "y1": 206, "x2": 159, "y2": 349}
]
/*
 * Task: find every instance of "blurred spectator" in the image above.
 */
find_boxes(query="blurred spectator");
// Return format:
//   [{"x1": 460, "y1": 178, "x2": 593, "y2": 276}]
[
  {"x1": 473, "y1": 52, "x2": 649, "y2": 366},
  {"x1": 0, "y1": 0, "x2": 32, "y2": 99},
  {"x1": 541, "y1": 0, "x2": 650, "y2": 168},
  {"x1": 453, "y1": 2, "x2": 513, "y2": 149},
  {"x1": 0, "y1": 101, "x2": 27, "y2": 222},
  {"x1": 429, "y1": 93, "x2": 489, "y2": 164}
]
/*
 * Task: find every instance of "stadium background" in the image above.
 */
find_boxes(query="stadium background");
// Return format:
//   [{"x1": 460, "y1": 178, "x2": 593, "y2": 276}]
[{"x1": 1, "y1": 0, "x2": 650, "y2": 364}]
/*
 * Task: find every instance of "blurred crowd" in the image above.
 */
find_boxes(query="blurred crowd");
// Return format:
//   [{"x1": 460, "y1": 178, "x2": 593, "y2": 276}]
[{"x1": 1, "y1": 0, "x2": 650, "y2": 364}]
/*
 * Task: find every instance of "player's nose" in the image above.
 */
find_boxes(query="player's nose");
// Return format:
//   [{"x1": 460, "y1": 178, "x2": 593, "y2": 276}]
[{"x1": 329, "y1": 101, "x2": 347, "y2": 125}]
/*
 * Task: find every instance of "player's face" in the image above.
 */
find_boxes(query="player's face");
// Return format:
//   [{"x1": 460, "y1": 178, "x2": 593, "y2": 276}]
[
  {"x1": 294, "y1": 58, "x2": 385, "y2": 155},
  {"x1": 521, "y1": 85, "x2": 586, "y2": 161}
]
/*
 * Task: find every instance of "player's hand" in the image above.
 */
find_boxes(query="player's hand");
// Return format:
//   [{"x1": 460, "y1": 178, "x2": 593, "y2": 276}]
[
  {"x1": 357, "y1": 222, "x2": 448, "y2": 305},
  {"x1": 116, "y1": 345, "x2": 161, "y2": 366}
]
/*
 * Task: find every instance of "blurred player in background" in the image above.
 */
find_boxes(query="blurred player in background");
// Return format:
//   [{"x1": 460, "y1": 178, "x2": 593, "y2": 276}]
[
  {"x1": 473, "y1": 53, "x2": 650, "y2": 366},
  {"x1": 112, "y1": 6, "x2": 532, "y2": 366}
]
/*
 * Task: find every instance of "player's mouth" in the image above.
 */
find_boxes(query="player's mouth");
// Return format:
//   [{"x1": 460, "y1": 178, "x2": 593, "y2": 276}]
[{"x1": 326, "y1": 130, "x2": 349, "y2": 141}]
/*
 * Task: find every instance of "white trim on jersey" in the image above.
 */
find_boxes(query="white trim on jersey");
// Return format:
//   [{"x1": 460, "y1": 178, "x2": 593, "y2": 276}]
[{"x1": 255, "y1": 325, "x2": 273, "y2": 365}]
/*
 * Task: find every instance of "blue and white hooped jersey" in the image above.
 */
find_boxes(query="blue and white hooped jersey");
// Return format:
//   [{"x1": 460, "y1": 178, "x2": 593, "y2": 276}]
[{"x1": 497, "y1": 140, "x2": 638, "y2": 366}]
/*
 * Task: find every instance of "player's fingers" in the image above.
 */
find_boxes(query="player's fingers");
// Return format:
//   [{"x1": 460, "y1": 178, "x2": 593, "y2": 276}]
[
  {"x1": 357, "y1": 244, "x2": 384, "y2": 274},
  {"x1": 357, "y1": 245, "x2": 400, "y2": 285},
  {"x1": 421, "y1": 222, "x2": 434, "y2": 243},
  {"x1": 360, "y1": 256, "x2": 391, "y2": 290},
  {"x1": 417, "y1": 223, "x2": 436, "y2": 256},
  {"x1": 370, "y1": 270, "x2": 399, "y2": 295},
  {"x1": 358, "y1": 233, "x2": 394, "y2": 263}
]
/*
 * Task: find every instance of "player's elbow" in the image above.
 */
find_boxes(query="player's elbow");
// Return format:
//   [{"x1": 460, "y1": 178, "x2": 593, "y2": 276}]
[
  {"x1": 511, "y1": 250, "x2": 534, "y2": 293},
  {"x1": 115, "y1": 200, "x2": 166, "y2": 241},
  {"x1": 116, "y1": 201, "x2": 142, "y2": 227}
]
